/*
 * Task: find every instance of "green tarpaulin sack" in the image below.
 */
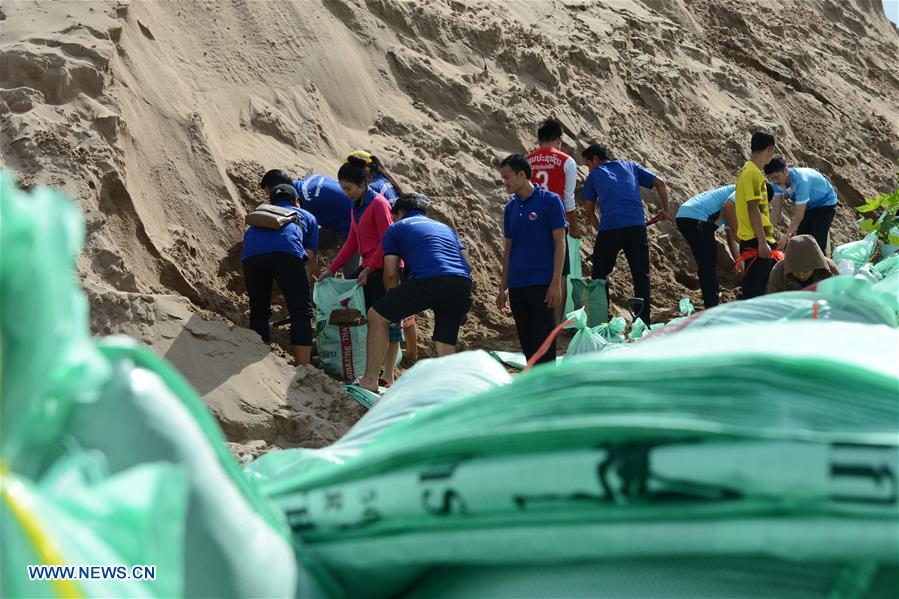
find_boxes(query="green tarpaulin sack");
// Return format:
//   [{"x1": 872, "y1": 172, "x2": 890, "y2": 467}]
[
  {"x1": 564, "y1": 235, "x2": 583, "y2": 315},
  {"x1": 313, "y1": 278, "x2": 367, "y2": 381},
  {"x1": 833, "y1": 232, "x2": 877, "y2": 268},
  {"x1": 1, "y1": 172, "x2": 298, "y2": 598},
  {"x1": 248, "y1": 321, "x2": 898, "y2": 598},
  {"x1": 570, "y1": 278, "x2": 608, "y2": 327}
]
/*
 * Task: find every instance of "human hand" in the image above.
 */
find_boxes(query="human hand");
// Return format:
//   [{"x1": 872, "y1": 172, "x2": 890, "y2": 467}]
[
  {"x1": 545, "y1": 280, "x2": 562, "y2": 308},
  {"x1": 495, "y1": 288, "x2": 507, "y2": 311},
  {"x1": 758, "y1": 243, "x2": 772, "y2": 259},
  {"x1": 318, "y1": 268, "x2": 333, "y2": 281},
  {"x1": 357, "y1": 267, "x2": 371, "y2": 286}
]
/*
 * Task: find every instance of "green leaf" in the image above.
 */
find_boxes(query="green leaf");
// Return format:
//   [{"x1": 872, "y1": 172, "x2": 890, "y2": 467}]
[
  {"x1": 857, "y1": 218, "x2": 876, "y2": 233},
  {"x1": 889, "y1": 234, "x2": 899, "y2": 246},
  {"x1": 856, "y1": 199, "x2": 881, "y2": 213}
]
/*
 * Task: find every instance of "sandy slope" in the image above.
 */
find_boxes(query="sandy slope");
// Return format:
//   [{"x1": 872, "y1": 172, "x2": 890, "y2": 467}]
[{"x1": 2, "y1": 0, "x2": 897, "y2": 448}]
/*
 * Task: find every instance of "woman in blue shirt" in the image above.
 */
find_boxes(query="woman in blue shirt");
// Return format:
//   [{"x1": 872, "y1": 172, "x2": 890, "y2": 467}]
[
  {"x1": 346, "y1": 150, "x2": 404, "y2": 206},
  {"x1": 242, "y1": 184, "x2": 316, "y2": 366}
]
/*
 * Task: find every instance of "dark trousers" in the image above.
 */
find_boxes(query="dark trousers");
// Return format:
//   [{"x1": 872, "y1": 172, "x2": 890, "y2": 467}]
[
  {"x1": 509, "y1": 285, "x2": 556, "y2": 365},
  {"x1": 739, "y1": 239, "x2": 775, "y2": 300},
  {"x1": 676, "y1": 217, "x2": 720, "y2": 309},
  {"x1": 591, "y1": 225, "x2": 651, "y2": 323},
  {"x1": 243, "y1": 252, "x2": 312, "y2": 346},
  {"x1": 797, "y1": 205, "x2": 836, "y2": 252}
]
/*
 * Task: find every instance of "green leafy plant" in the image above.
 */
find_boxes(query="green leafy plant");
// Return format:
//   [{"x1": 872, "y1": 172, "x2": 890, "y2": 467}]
[{"x1": 857, "y1": 186, "x2": 899, "y2": 246}]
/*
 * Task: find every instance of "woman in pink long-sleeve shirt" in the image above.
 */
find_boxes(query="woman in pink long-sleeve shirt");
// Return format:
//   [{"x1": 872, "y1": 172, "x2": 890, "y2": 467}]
[{"x1": 319, "y1": 161, "x2": 401, "y2": 383}]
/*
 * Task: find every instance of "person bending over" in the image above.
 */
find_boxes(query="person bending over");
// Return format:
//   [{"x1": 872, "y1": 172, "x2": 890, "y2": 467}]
[
  {"x1": 242, "y1": 184, "x2": 317, "y2": 365},
  {"x1": 357, "y1": 193, "x2": 472, "y2": 391},
  {"x1": 319, "y1": 161, "x2": 401, "y2": 384},
  {"x1": 581, "y1": 144, "x2": 670, "y2": 323},
  {"x1": 675, "y1": 184, "x2": 740, "y2": 308},
  {"x1": 764, "y1": 156, "x2": 838, "y2": 252}
]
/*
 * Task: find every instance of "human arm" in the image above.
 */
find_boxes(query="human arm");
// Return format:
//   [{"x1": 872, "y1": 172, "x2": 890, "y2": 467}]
[
  {"x1": 383, "y1": 254, "x2": 401, "y2": 290},
  {"x1": 496, "y1": 238, "x2": 511, "y2": 311},
  {"x1": 779, "y1": 201, "x2": 806, "y2": 249},
  {"x1": 325, "y1": 218, "x2": 358, "y2": 276},
  {"x1": 546, "y1": 227, "x2": 565, "y2": 308},
  {"x1": 651, "y1": 177, "x2": 670, "y2": 219},
  {"x1": 367, "y1": 197, "x2": 395, "y2": 270},
  {"x1": 721, "y1": 202, "x2": 743, "y2": 275},
  {"x1": 770, "y1": 193, "x2": 784, "y2": 228},
  {"x1": 563, "y1": 157, "x2": 580, "y2": 237},
  {"x1": 748, "y1": 201, "x2": 771, "y2": 258}
]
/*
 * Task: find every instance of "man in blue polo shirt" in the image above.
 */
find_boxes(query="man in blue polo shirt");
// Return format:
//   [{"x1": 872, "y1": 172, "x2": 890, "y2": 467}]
[
  {"x1": 581, "y1": 144, "x2": 670, "y2": 323},
  {"x1": 675, "y1": 184, "x2": 741, "y2": 309},
  {"x1": 356, "y1": 193, "x2": 472, "y2": 391},
  {"x1": 496, "y1": 154, "x2": 567, "y2": 365},
  {"x1": 242, "y1": 184, "x2": 317, "y2": 366},
  {"x1": 763, "y1": 157, "x2": 838, "y2": 252}
]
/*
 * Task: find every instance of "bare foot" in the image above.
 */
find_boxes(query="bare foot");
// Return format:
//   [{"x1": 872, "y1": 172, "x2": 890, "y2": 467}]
[{"x1": 358, "y1": 377, "x2": 380, "y2": 393}]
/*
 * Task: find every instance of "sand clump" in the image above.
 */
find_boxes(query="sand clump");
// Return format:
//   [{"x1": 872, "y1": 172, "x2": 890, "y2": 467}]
[{"x1": 2, "y1": 1, "x2": 897, "y2": 449}]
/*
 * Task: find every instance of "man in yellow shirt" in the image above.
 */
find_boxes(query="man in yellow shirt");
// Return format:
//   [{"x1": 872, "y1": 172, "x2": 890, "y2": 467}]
[{"x1": 735, "y1": 130, "x2": 777, "y2": 299}]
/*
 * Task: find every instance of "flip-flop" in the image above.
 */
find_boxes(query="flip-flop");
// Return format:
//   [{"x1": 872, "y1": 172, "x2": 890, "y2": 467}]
[{"x1": 377, "y1": 378, "x2": 392, "y2": 389}]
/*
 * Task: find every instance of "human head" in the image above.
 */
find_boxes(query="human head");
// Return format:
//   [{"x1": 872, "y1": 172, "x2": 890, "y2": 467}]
[
  {"x1": 750, "y1": 130, "x2": 776, "y2": 163},
  {"x1": 537, "y1": 118, "x2": 564, "y2": 147},
  {"x1": 764, "y1": 156, "x2": 789, "y2": 187},
  {"x1": 392, "y1": 193, "x2": 430, "y2": 220},
  {"x1": 269, "y1": 183, "x2": 299, "y2": 206},
  {"x1": 581, "y1": 144, "x2": 613, "y2": 170},
  {"x1": 347, "y1": 150, "x2": 405, "y2": 195},
  {"x1": 337, "y1": 161, "x2": 368, "y2": 201},
  {"x1": 783, "y1": 234, "x2": 828, "y2": 282},
  {"x1": 498, "y1": 154, "x2": 532, "y2": 195},
  {"x1": 260, "y1": 169, "x2": 292, "y2": 193}
]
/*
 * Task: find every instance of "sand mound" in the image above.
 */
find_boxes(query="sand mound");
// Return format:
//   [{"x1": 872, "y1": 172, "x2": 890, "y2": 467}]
[{"x1": 3, "y1": 0, "x2": 897, "y2": 447}]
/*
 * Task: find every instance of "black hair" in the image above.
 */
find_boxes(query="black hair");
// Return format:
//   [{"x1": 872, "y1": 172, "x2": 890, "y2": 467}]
[
  {"x1": 393, "y1": 193, "x2": 430, "y2": 216},
  {"x1": 499, "y1": 154, "x2": 532, "y2": 179},
  {"x1": 750, "y1": 130, "x2": 776, "y2": 153},
  {"x1": 582, "y1": 144, "x2": 613, "y2": 162},
  {"x1": 260, "y1": 169, "x2": 292, "y2": 189},
  {"x1": 764, "y1": 155, "x2": 788, "y2": 175},
  {"x1": 537, "y1": 119, "x2": 563, "y2": 143},
  {"x1": 347, "y1": 152, "x2": 405, "y2": 195},
  {"x1": 766, "y1": 181, "x2": 775, "y2": 201},
  {"x1": 337, "y1": 162, "x2": 367, "y2": 186}
]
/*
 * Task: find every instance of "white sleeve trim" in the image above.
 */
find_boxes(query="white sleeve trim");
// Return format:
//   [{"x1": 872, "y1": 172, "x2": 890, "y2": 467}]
[{"x1": 563, "y1": 156, "x2": 577, "y2": 212}]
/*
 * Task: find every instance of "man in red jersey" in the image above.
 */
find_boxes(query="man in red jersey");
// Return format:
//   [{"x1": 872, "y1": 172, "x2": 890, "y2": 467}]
[{"x1": 527, "y1": 118, "x2": 579, "y2": 324}]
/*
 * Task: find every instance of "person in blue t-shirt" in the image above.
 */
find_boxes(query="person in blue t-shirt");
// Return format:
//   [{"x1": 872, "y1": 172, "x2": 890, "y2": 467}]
[
  {"x1": 261, "y1": 169, "x2": 357, "y2": 276},
  {"x1": 675, "y1": 185, "x2": 741, "y2": 309},
  {"x1": 763, "y1": 156, "x2": 838, "y2": 252},
  {"x1": 580, "y1": 144, "x2": 670, "y2": 323},
  {"x1": 346, "y1": 150, "x2": 403, "y2": 206},
  {"x1": 497, "y1": 154, "x2": 567, "y2": 365},
  {"x1": 356, "y1": 193, "x2": 473, "y2": 391},
  {"x1": 241, "y1": 184, "x2": 316, "y2": 366}
]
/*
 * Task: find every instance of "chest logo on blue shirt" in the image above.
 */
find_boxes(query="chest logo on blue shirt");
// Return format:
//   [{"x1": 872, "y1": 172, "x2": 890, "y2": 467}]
[{"x1": 529, "y1": 211, "x2": 537, "y2": 221}]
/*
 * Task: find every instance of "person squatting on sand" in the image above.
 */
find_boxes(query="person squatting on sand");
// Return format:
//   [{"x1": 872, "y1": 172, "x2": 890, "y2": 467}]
[{"x1": 357, "y1": 193, "x2": 473, "y2": 392}]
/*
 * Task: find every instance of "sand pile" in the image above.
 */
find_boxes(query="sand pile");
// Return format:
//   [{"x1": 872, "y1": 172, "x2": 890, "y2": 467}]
[{"x1": 2, "y1": 0, "x2": 897, "y2": 448}]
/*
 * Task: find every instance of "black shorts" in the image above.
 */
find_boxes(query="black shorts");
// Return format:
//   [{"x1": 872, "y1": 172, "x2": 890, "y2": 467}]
[{"x1": 373, "y1": 276, "x2": 472, "y2": 345}]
